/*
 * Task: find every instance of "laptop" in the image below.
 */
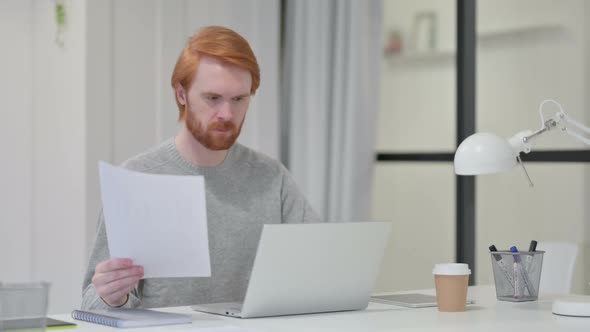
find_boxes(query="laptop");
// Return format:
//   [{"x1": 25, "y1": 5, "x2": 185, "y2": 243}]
[{"x1": 191, "y1": 221, "x2": 391, "y2": 318}]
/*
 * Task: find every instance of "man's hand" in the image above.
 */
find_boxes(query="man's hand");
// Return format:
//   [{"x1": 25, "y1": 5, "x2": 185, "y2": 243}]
[{"x1": 92, "y1": 258, "x2": 144, "y2": 307}]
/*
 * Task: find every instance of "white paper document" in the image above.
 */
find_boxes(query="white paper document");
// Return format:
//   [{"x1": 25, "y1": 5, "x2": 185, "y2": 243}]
[{"x1": 99, "y1": 161, "x2": 211, "y2": 278}]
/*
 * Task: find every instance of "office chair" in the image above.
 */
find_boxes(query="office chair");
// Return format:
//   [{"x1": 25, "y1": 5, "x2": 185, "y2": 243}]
[{"x1": 537, "y1": 241, "x2": 578, "y2": 295}]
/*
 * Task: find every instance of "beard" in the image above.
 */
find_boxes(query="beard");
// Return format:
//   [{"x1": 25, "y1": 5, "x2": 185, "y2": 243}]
[{"x1": 185, "y1": 106, "x2": 244, "y2": 151}]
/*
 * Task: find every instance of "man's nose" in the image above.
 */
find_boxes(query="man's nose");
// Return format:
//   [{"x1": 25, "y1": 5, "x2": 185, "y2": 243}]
[{"x1": 216, "y1": 101, "x2": 233, "y2": 120}]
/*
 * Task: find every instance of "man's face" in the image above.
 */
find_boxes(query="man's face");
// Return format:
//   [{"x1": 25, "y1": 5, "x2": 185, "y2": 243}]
[{"x1": 182, "y1": 56, "x2": 252, "y2": 150}]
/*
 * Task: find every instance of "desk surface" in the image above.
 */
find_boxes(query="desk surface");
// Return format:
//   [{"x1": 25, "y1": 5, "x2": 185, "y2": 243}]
[{"x1": 52, "y1": 286, "x2": 589, "y2": 331}]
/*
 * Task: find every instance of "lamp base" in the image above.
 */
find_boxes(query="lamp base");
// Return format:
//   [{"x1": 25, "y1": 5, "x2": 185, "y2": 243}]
[{"x1": 552, "y1": 296, "x2": 590, "y2": 317}]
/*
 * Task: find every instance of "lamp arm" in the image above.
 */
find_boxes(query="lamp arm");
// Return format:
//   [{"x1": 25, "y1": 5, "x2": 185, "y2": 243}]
[
  {"x1": 560, "y1": 113, "x2": 590, "y2": 145},
  {"x1": 505, "y1": 99, "x2": 590, "y2": 188},
  {"x1": 513, "y1": 99, "x2": 590, "y2": 151}
]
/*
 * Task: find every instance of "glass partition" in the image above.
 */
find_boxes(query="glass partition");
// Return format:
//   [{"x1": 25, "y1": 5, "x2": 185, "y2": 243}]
[
  {"x1": 374, "y1": 0, "x2": 457, "y2": 292},
  {"x1": 372, "y1": 164, "x2": 455, "y2": 292}
]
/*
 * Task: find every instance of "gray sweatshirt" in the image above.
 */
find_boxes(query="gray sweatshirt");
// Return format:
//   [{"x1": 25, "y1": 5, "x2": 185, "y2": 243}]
[{"x1": 81, "y1": 138, "x2": 320, "y2": 309}]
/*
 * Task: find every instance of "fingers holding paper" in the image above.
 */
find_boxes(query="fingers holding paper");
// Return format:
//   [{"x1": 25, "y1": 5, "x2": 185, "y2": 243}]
[
  {"x1": 93, "y1": 257, "x2": 144, "y2": 307},
  {"x1": 99, "y1": 278, "x2": 139, "y2": 307}
]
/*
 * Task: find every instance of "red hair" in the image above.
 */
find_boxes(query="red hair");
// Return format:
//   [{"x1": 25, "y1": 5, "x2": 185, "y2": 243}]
[{"x1": 171, "y1": 26, "x2": 260, "y2": 120}]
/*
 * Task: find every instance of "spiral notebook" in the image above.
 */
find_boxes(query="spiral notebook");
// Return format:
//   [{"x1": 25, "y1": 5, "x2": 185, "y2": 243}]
[{"x1": 71, "y1": 308, "x2": 192, "y2": 328}]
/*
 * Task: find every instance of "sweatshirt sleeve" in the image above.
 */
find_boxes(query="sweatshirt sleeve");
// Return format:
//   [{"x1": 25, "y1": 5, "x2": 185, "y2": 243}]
[
  {"x1": 279, "y1": 165, "x2": 322, "y2": 224},
  {"x1": 80, "y1": 211, "x2": 142, "y2": 309}
]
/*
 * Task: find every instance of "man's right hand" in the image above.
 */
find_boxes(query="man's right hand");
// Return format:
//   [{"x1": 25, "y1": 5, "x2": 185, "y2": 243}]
[{"x1": 92, "y1": 258, "x2": 144, "y2": 307}]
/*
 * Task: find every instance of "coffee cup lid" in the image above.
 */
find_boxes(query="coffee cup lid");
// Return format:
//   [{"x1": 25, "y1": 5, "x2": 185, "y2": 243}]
[{"x1": 432, "y1": 263, "x2": 471, "y2": 275}]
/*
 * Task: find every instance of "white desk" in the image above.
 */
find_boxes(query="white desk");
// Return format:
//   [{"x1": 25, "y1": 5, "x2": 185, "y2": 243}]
[{"x1": 51, "y1": 286, "x2": 589, "y2": 331}]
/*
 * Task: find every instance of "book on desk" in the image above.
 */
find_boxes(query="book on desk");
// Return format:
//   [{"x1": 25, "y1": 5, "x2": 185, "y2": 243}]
[
  {"x1": 1, "y1": 317, "x2": 76, "y2": 330},
  {"x1": 71, "y1": 308, "x2": 192, "y2": 328}
]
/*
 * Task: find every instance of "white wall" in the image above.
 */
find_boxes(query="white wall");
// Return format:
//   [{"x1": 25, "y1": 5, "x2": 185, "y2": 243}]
[
  {"x1": 33, "y1": 0, "x2": 88, "y2": 314},
  {"x1": 0, "y1": 0, "x2": 35, "y2": 283},
  {"x1": 585, "y1": 2, "x2": 590, "y2": 295},
  {"x1": 0, "y1": 0, "x2": 280, "y2": 314},
  {"x1": 85, "y1": 0, "x2": 113, "y2": 251},
  {"x1": 0, "y1": 0, "x2": 88, "y2": 314}
]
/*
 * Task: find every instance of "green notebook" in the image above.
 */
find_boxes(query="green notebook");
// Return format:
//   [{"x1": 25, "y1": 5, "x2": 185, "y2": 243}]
[
  {"x1": 1, "y1": 317, "x2": 76, "y2": 331},
  {"x1": 46, "y1": 318, "x2": 76, "y2": 330}
]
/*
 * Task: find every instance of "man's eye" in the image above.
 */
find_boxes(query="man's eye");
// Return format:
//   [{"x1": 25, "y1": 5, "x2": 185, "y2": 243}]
[
  {"x1": 233, "y1": 97, "x2": 243, "y2": 102},
  {"x1": 207, "y1": 95, "x2": 220, "y2": 101}
]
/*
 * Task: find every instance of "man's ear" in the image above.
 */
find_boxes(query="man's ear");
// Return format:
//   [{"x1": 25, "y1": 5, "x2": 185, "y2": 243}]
[{"x1": 175, "y1": 83, "x2": 187, "y2": 106}]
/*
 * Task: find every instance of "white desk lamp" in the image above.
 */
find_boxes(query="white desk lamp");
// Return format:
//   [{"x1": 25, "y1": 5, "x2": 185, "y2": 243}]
[
  {"x1": 455, "y1": 99, "x2": 590, "y2": 186},
  {"x1": 454, "y1": 99, "x2": 590, "y2": 316}
]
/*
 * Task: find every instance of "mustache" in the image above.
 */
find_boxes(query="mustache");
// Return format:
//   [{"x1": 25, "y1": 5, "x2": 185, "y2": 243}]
[{"x1": 208, "y1": 121, "x2": 235, "y2": 131}]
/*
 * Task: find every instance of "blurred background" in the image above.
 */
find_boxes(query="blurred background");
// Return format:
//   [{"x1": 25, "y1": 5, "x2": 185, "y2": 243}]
[{"x1": 1, "y1": 0, "x2": 589, "y2": 314}]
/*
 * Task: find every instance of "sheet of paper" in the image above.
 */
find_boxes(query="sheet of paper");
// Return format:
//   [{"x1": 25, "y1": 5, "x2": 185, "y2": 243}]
[{"x1": 99, "y1": 161, "x2": 211, "y2": 278}]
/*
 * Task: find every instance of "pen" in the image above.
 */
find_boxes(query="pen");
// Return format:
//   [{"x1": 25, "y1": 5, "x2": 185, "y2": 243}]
[
  {"x1": 489, "y1": 245, "x2": 514, "y2": 289},
  {"x1": 510, "y1": 246, "x2": 521, "y2": 298},
  {"x1": 511, "y1": 246, "x2": 536, "y2": 298},
  {"x1": 525, "y1": 240, "x2": 537, "y2": 272},
  {"x1": 528, "y1": 240, "x2": 537, "y2": 252}
]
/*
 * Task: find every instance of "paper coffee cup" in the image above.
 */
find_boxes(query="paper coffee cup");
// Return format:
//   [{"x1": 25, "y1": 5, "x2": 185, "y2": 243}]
[{"x1": 433, "y1": 263, "x2": 471, "y2": 312}]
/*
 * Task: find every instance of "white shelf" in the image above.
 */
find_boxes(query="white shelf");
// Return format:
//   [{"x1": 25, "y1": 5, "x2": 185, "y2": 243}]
[
  {"x1": 384, "y1": 24, "x2": 566, "y2": 66},
  {"x1": 478, "y1": 24, "x2": 566, "y2": 42},
  {"x1": 384, "y1": 50, "x2": 455, "y2": 65}
]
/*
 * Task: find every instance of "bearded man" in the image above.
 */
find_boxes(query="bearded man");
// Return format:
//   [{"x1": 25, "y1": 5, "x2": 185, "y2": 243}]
[{"x1": 81, "y1": 26, "x2": 319, "y2": 310}]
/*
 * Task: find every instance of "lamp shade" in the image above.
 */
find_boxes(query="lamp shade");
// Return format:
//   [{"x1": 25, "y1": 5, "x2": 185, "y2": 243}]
[{"x1": 454, "y1": 133, "x2": 517, "y2": 175}]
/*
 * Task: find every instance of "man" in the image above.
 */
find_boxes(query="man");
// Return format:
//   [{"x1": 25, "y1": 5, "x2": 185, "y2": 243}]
[{"x1": 81, "y1": 26, "x2": 320, "y2": 309}]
